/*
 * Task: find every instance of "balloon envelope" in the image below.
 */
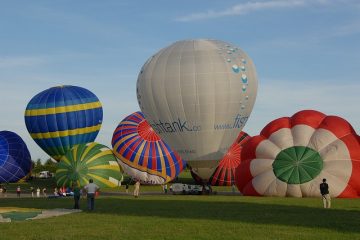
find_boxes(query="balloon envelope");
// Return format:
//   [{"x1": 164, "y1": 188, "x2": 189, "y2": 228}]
[
  {"x1": 0, "y1": 131, "x2": 32, "y2": 183},
  {"x1": 25, "y1": 85, "x2": 103, "y2": 161},
  {"x1": 112, "y1": 112, "x2": 186, "y2": 185},
  {"x1": 236, "y1": 110, "x2": 360, "y2": 198},
  {"x1": 56, "y1": 142, "x2": 122, "y2": 188},
  {"x1": 191, "y1": 131, "x2": 250, "y2": 186},
  {"x1": 136, "y1": 39, "x2": 258, "y2": 179}
]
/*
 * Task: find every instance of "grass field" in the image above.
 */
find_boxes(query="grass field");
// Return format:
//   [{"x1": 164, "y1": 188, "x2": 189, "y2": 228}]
[
  {"x1": 1, "y1": 173, "x2": 359, "y2": 239},
  {"x1": 0, "y1": 194, "x2": 359, "y2": 240}
]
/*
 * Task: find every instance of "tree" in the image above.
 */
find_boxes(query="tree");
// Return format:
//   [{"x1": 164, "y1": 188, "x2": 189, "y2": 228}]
[
  {"x1": 31, "y1": 159, "x2": 43, "y2": 177},
  {"x1": 43, "y1": 158, "x2": 57, "y2": 174}
]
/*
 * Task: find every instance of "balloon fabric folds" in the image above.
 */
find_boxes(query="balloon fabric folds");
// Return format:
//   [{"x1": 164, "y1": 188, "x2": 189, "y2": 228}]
[
  {"x1": 56, "y1": 142, "x2": 122, "y2": 188},
  {"x1": 136, "y1": 39, "x2": 258, "y2": 179},
  {"x1": 235, "y1": 110, "x2": 360, "y2": 198},
  {"x1": 112, "y1": 112, "x2": 186, "y2": 185},
  {"x1": 25, "y1": 85, "x2": 103, "y2": 161},
  {"x1": 191, "y1": 131, "x2": 250, "y2": 186},
  {"x1": 0, "y1": 131, "x2": 32, "y2": 183}
]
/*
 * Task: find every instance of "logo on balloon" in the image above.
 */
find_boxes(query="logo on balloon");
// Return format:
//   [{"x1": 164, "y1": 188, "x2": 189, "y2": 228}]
[
  {"x1": 214, "y1": 114, "x2": 249, "y2": 130},
  {"x1": 149, "y1": 118, "x2": 201, "y2": 134}
]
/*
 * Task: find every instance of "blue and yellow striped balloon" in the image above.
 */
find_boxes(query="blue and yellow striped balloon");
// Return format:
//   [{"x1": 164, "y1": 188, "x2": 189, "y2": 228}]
[{"x1": 24, "y1": 85, "x2": 103, "y2": 161}]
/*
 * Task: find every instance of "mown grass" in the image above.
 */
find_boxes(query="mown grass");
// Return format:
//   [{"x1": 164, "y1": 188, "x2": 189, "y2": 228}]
[{"x1": 0, "y1": 195, "x2": 359, "y2": 240}]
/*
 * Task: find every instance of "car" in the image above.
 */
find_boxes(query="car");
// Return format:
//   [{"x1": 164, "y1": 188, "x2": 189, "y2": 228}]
[
  {"x1": 38, "y1": 171, "x2": 52, "y2": 179},
  {"x1": 170, "y1": 183, "x2": 205, "y2": 195},
  {"x1": 171, "y1": 183, "x2": 189, "y2": 195}
]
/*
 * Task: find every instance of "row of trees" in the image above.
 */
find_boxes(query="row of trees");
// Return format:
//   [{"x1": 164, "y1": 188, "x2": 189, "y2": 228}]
[{"x1": 31, "y1": 159, "x2": 57, "y2": 176}]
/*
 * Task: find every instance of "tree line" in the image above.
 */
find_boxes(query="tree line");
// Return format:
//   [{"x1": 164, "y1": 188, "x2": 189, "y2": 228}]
[{"x1": 31, "y1": 159, "x2": 57, "y2": 177}]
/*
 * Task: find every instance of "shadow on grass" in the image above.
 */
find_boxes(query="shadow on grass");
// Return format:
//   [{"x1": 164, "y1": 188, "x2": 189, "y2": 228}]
[
  {"x1": 97, "y1": 198, "x2": 360, "y2": 233},
  {"x1": 1, "y1": 197, "x2": 359, "y2": 233}
]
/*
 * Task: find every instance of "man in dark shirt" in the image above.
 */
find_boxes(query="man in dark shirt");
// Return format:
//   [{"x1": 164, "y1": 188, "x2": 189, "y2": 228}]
[{"x1": 320, "y1": 178, "x2": 331, "y2": 208}]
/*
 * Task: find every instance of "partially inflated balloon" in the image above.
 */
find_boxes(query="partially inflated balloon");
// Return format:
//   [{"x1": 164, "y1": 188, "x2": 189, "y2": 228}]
[
  {"x1": 112, "y1": 112, "x2": 186, "y2": 184},
  {"x1": 137, "y1": 39, "x2": 258, "y2": 179},
  {"x1": 0, "y1": 131, "x2": 32, "y2": 183},
  {"x1": 191, "y1": 131, "x2": 250, "y2": 186},
  {"x1": 25, "y1": 85, "x2": 103, "y2": 161},
  {"x1": 236, "y1": 110, "x2": 360, "y2": 198},
  {"x1": 56, "y1": 142, "x2": 122, "y2": 188}
]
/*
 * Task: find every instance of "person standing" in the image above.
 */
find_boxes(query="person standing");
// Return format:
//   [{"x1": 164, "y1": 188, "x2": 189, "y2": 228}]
[
  {"x1": 133, "y1": 180, "x2": 140, "y2": 198},
  {"x1": 73, "y1": 183, "x2": 81, "y2": 209},
  {"x1": 320, "y1": 178, "x2": 331, "y2": 208},
  {"x1": 42, "y1": 188, "x2": 47, "y2": 197},
  {"x1": 84, "y1": 179, "x2": 99, "y2": 211},
  {"x1": 16, "y1": 186, "x2": 21, "y2": 198},
  {"x1": 30, "y1": 186, "x2": 35, "y2": 198},
  {"x1": 2, "y1": 186, "x2": 7, "y2": 198},
  {"x1": 125, "y1": 183, "x2": 129, "y2": 194},
  {"x1": 164, "y1": 184, "x2": 168, "y2": 194},
  {"x1": 36, "y1": 187, "x2": 40, "y2": 198},
  {"x1": 232, "y1": 184, "x2": 236, "y2": 194}
]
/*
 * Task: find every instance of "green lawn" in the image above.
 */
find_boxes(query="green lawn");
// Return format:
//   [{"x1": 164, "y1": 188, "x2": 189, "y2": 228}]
[{"x1": 0, "y1": 195, "x2": 359, "y2": 240}]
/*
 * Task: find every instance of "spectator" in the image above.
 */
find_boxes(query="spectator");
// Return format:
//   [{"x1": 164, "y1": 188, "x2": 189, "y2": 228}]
[
  {"x1": 320, "y1": 178, "x2": 331, "y2": 208},
  {"x1": 2, "y1": 186, "x2": 6, "y2": 198},
  {"x1": 36, "y1": 187, "x2": 40, "y2": 197},
  {"x1": 134, "y1": 180, "x2": 140, "y2": 198},
  {"x1": 84, "y1": 179, "x2": 100, "y2": 211},
  {"x1": 125, "y1": 183, "x2": 129, "y2": 194},
  {"x1": 232, "y1": 184, "x2": 236, "y2": 194},
  {"x1": 16, "y1": 186, "x2": 21, "y2": 198},
  {"x1": 73, "y1": 183, "x2": 81, "y2": 209},
  {"x1": 30, "y1": 186, "x2": 35, "y2": 198}
]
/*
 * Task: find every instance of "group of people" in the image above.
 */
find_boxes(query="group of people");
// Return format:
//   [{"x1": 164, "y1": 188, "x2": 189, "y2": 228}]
[
  {"x1": 70, "y1": 179, "x2": 100, "y2": 211},
  {"x1": 29, "y1": 186, "x2": 47, "y2": 198},
  {"x1": 0, "y1": 185, "x2": 48, "y2": 198},
  {"x1": 53, "y1": 186, "x2": 72, "y2": 197},
  {"x1": 124, "y1": 180, "x2": 141, "y2": 197},
  {"x1": 0, "y1": 178, "x2": 332, "y2": 210}
]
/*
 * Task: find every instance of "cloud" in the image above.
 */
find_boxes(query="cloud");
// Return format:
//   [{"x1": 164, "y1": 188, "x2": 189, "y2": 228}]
[
  {"x1": 0, "y1": 56, "x2": 47, "y2": 68},
  {"x1": 175, "y1": 0, "x2": 341, "y2": 22},
  {"x1": 331, "y1": 20, "x2": 360, "y2": 37}
]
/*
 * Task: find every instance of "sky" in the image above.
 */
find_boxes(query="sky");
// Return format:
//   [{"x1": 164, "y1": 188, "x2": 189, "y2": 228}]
[{"x1": 0, "y1": 0, "x2": 359, "y2": 161}]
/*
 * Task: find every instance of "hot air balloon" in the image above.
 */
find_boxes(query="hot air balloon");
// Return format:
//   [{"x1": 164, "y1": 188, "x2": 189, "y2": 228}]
[
  {"x1": 112, "y1": 112, "x2": 186, "y2": 185},
  {"x1": 136, "y1": 39, "x2": 258, "y2": 179},
  {"x1": 25, "y1": 85, "x2": 103, "y2": 161},
  {"x1": 55, "y1": 142, "x2": 122, "y2": 188},
  {"x1": 0, "y1": 131, "x2": 32, "y2": 183},
  {"x1": 235, "y1": 110, "x2": 360, "y2": 198},
  {"x1": 191, "y1": 131, "x2": 250, "y2": 186}
]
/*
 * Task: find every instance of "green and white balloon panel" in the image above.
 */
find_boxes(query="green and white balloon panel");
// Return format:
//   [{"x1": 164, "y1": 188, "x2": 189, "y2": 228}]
[{"x1": 56, "y1": 142, "x2": 122, "y2": 188}]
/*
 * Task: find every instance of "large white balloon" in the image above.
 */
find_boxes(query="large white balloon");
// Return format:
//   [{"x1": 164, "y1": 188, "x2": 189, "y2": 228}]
[{"x1": 136, "y1": 39, "x2": 258, "y2": 179}]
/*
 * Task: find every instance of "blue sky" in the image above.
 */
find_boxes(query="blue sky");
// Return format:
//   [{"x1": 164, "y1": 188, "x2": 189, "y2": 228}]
[{"x1": 0, "y1": 0, "x2": 359, "y2": 161}]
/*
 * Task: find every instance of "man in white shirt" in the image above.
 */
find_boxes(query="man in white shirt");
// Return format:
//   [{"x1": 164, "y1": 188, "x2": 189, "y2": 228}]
[{"x1": 84, "y1": 179, "x2": 100, "y2": 210}]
